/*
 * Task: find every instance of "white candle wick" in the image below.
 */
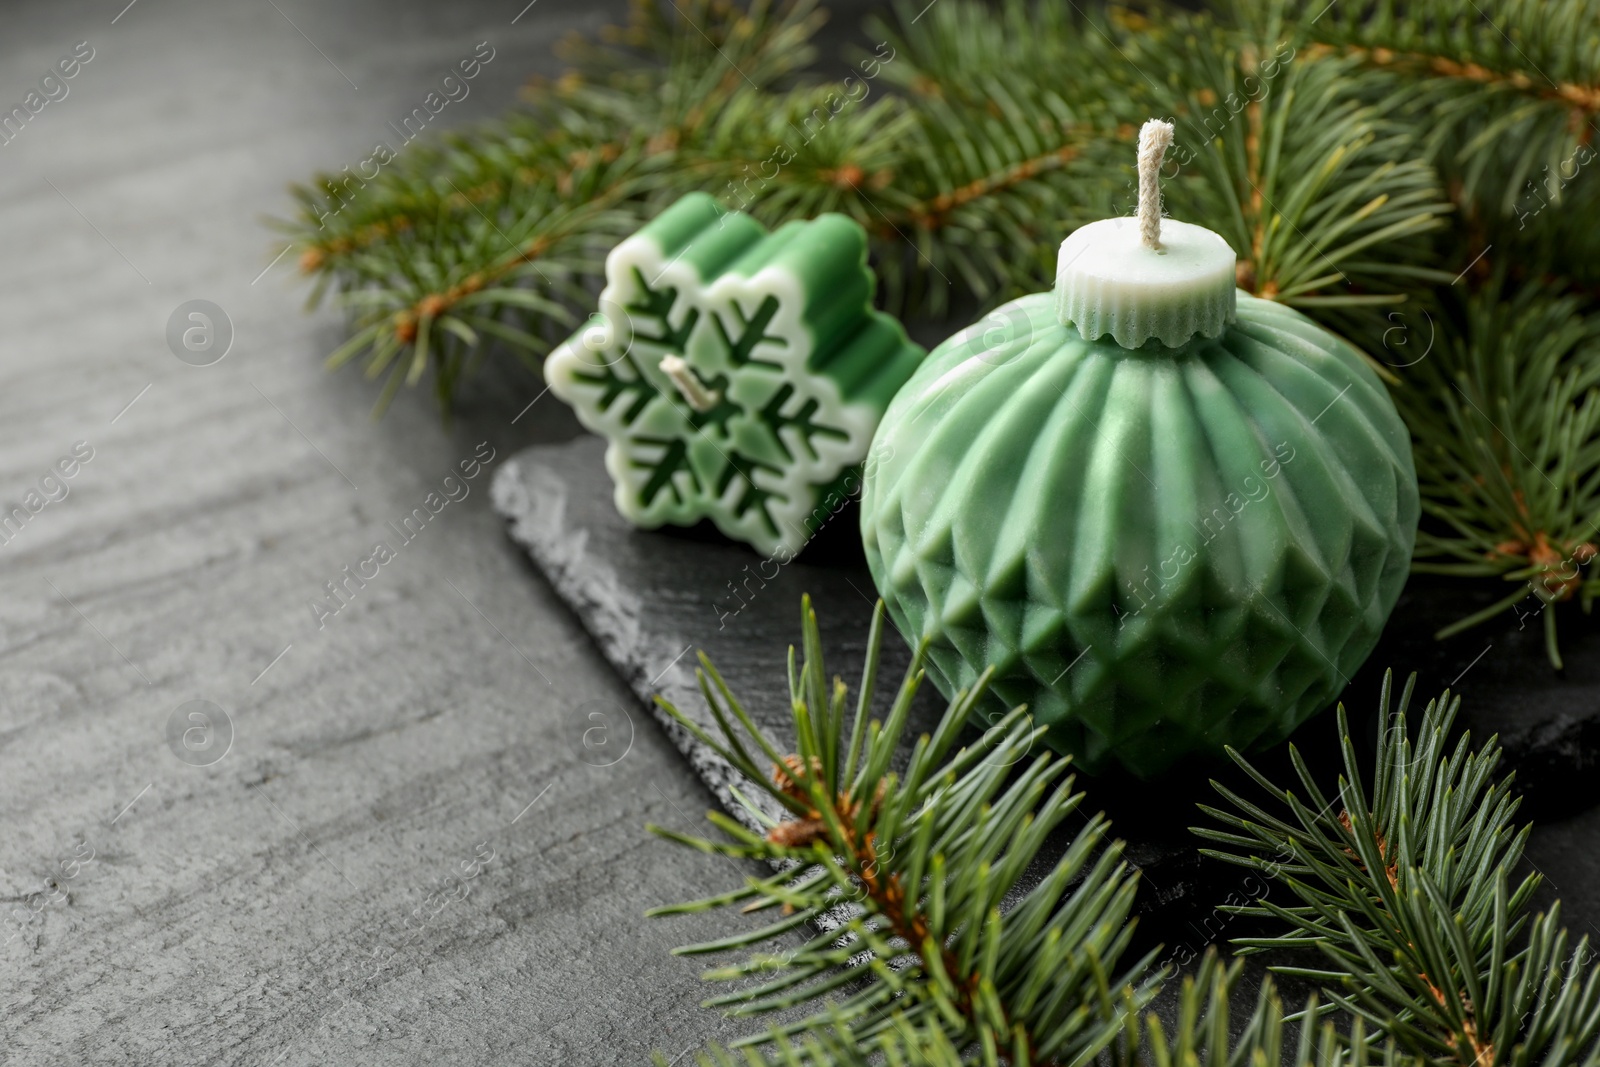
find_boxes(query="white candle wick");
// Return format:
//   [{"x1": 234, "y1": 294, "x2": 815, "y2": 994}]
[
  {"x1": 1137, "y1": 119, "x2": 1175, "y2": 251},
  {"x1": 659, "y1": 354, "x2": 720, "y2": 413}
]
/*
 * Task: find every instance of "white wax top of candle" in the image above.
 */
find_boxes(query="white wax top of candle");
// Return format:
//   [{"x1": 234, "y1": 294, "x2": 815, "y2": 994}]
[{"x1": 1055, "y1": 217, "x2": 1238, "y2": 349}]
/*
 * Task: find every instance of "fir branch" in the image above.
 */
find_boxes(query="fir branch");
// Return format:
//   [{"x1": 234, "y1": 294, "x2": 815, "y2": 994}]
[
  {"x1": 660, "y1": 956, "x2": 1408, "y2": 1067},
  {"x1": 647, "y1": 597, "x2": 1162, "y2": 1064},
  {"x1": 1396, "y1": 276, "x2": 1600, "y2": 665},
  {"x1": 651, "y1": 600, "x2": 1596, "y2": 1065},
  {"x1": 1249, "y1": 0, "x2": 1600, "y2": 216},
  {"x1": 1197, "y1": 670, "x2": 1600, "y2": 1067},
  {"x1": 280, "y1": 0, "x2": 1458, "y2": 408}
]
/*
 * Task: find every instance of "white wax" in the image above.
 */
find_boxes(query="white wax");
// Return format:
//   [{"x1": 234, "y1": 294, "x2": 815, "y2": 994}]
[{"x1": 1054, "y1": 217, "x2": 1238, "y2": 349}]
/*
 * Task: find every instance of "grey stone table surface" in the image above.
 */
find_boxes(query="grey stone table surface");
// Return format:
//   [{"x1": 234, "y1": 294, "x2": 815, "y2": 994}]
[
  {"x1": 5, "y1": 1, "x2": 1600, "y2": 1065},
  {"x1": 0, "y1": 0, "x2": 814, "y2": 1063}
]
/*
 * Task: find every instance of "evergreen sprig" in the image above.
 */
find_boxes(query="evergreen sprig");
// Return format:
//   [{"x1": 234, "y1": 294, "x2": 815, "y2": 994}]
[
  {"x1": 1197, "y1": 670, "x2": 1600, "y2": 1067},
  {"x1": 659, "y1": 956, "x2": 1398, "y2": 1067},
  {"x1": 649, "y1": 600, "x2": 1600, "y2": 1065},
  {"x1": 1397, "y1": 277, "x2": 1600, "y2": 667},
  {"x1": 280, "y1": 0, "x2": 1600, "y2": 652},
  {"x1": 1267, "y1": 0, "x2": 1600, "y2": 216},
  {"x1": 648, "y1": 596, "x2": 1162, "y2": 1063}
]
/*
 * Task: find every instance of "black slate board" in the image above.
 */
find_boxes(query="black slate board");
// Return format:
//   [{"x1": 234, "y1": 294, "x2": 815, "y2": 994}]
[
  {"x1": 492, "y1": 435, "x2": 1600, "y2": 946},
  {"x1": 488, "y1": 439, "x2": 947, "y2": 856}
]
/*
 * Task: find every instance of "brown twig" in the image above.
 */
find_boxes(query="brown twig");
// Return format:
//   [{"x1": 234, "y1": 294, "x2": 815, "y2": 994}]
[
  {"x1": 1307, "y1": 42, "x2": 1600, "y2": 119},
  {"x1": 1340, "y1": 810, "x2": 1495, "y2": 1067},
  {"x1": 890, "y1": 136, "x2": 1096, "y2": 233},
  {"x1": 766, "y1": 755, "x2": 1055, "y2": 1066}
]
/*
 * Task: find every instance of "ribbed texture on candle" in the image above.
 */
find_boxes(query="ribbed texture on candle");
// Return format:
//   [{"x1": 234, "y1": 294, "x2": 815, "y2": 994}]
[
  {"x1": 1054, "y1": 217, "x2": 1238, "y2": 349},
  {"x1": 1056, "y1": 271, "x2": 1236, "y2": 349},
  {"x1": 860, "y1": 291, "x2": 1419, "y2": 778}
]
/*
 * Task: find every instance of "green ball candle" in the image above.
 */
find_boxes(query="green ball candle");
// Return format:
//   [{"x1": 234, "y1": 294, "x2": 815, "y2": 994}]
[{"x1": 861, "y1": 120, "x2": 1419, "y2": 778}]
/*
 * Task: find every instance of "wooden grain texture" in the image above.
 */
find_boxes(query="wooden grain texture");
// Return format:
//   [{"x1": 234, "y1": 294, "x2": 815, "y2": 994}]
[
  {"x1": 0, "y1": 2, "x2": 777, "y2": 1062},
  {"x1": 5, "y1": 1, "x2": 1600, "y2": 1064}
]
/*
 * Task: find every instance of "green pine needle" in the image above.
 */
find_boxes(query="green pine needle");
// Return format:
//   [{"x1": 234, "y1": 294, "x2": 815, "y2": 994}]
[
  {"x1": 651, "y1": 599, "x2": 1600, "y2": 1065},
  {"x1": 279, "y1": 0, "x2": 1600, "y2": 647},
  {"x1": 1198, "y1": 669, "x2": 1600, "y2": 1067},
  {"x1": 648, "y1": 596, "x2": 1162, "y2": 1064}
]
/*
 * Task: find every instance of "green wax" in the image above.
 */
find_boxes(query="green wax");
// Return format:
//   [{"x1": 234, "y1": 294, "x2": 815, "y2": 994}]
[
  {"x1": 547, "y1": 193, "x2": 925, "y2": 558},
  {"x1": 861, "y1": 289, "x2": 1419, "y2": 778}
]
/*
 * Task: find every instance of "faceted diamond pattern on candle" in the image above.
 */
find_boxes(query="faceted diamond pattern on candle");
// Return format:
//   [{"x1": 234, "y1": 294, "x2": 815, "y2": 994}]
[
  {"x1": 547, "y1": 194, "x2": 924, "y2": 558},
  {"x1": 862, "y1": 291, "x2": 1418, "y2": 778}
]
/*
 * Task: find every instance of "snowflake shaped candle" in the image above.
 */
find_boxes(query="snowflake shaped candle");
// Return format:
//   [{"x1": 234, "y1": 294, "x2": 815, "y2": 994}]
[{"x1": 546, "y1": 193, "x2": 924, "y2": 557}]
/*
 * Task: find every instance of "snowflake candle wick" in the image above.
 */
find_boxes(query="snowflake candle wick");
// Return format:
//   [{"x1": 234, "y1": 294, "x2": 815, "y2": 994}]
[
  {"x1": 545, "y1": 193, "x2": 925, "y2": 557},
  {"x1": 658, "y1": 355, "x2": 721, "y2": 413}
]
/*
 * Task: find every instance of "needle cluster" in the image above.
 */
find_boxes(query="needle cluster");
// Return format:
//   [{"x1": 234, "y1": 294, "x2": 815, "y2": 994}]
[
  {"x1": 645, "y1": 599, "x2": 1600, "y2": 1065},
  {"x1": 280, "y1": 0, "x2": 1600, "y2": 655}
]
